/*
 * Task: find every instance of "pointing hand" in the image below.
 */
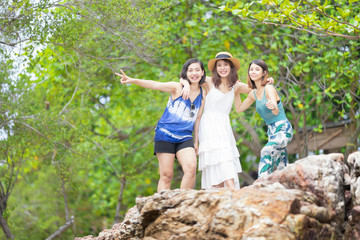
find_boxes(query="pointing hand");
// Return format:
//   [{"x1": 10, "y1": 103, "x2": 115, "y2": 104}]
[{"x1": 115, "y1": 70, "x2": 132, "y2": 84}]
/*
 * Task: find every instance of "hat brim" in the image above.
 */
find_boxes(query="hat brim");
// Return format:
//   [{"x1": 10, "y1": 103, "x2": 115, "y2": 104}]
[{"x1": 208, "y1": 57, "x2": 241, "y2": 72}]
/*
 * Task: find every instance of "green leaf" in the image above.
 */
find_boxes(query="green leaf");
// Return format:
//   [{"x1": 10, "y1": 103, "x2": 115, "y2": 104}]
[
  {"x1": 259, "y1": 163, "x2": 272, "y2": 174},
  {"x1": 266, "y1": 141, "x2": 279, "y2": 146}
]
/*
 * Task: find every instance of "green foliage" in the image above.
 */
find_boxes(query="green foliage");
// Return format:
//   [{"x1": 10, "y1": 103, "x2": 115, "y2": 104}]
[
  {"x1": 1, "y1": 0, "x2": 360, "y2": 239},
  {"x1": 1, "y1": 0, "x2": 165, "y2": 239},
  {"x1": 220, "y1": 0, "x2": 359, "y2": 158},
  {"x1": 7, "y1": 166, "x2": 64, "y2": 240},
  {"x1": 222, "y1": 0, "x2": 360, "y2": 39}
]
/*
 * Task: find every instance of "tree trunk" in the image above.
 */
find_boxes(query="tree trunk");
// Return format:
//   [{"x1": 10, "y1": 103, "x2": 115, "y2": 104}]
[
  {"x1": 344, "y1": 122, "x2": 360, "y2": 164},
  {"x1": 0, "y1": 213, "x2": 14, "y2": 240},
  {"x1": 289, "y1": 104, "x2": 302, "y2": 158},
  {"x1": 46, "y1": 216, "x2": 74, "y2": 240},
  {"x1": 114, "y1": 176, "x2": 126, "y2": 224},
  {"x1": 302, "y1": 110, "x2": 308, "y2": 157},
  {"x1": 233, "y1": 115, "x2": 262, "y2": 158},
  {"x1": 344, "y1": 79, "x2": 360, "y2": 163}
]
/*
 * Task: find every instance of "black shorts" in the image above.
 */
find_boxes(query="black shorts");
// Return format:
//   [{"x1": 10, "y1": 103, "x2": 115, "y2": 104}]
[{"x1": 154, "y1": 139, "x2": 194, "y2": 155}]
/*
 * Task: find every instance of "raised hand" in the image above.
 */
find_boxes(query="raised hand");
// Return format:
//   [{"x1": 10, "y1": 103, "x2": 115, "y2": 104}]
[
  {"x1": 267, "y1": 77, "x2": 274, "y2": 84},
  {"x1": 115, "y1": 70, "x2": 132, "y2": 84},
  {"x1": 181, "y1": 85, "x2": 190, "y2": 100},
  {"x1": 265, "y1": 95, "x2": 275, "y2": 110},
  {"x1": 179, "y1": 78, "x2": 190, "y2": 100}
]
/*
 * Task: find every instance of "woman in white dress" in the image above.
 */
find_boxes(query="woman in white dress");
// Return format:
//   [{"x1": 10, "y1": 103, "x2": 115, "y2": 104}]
[
  {"x1": 181, "y1": 52, "x2": 248, "y2": 189},
  {"x1": 197, "y1": 52, "x2": 249, "y2": 189}
]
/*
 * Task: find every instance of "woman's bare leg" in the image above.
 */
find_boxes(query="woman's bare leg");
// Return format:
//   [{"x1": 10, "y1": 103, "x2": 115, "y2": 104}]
[
  {"x1": 212, "y1": 179, "x2": 235, "y2": 189},
  {"x1": 224, "y1": 179, "x2": 236, "y2": 190},
  {"x1": 156, "y1": 153, "x2": 175, "y2": 193},
  {"x1": 176, "y1": 147, "x2": 197, "y2": 189},
  {"x1": 212, "y1": 182, "x2": 225, "y2": 188}
]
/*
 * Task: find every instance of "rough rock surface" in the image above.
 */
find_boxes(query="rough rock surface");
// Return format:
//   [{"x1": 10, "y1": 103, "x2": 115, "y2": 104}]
[{"x1": 75, "y1": 152, "x2": 360, "y2": 240}]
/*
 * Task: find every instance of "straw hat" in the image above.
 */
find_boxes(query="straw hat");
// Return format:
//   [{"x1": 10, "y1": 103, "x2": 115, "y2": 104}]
[{"x1": 207, "y1": 52, "x2": 241, "y2": 72}]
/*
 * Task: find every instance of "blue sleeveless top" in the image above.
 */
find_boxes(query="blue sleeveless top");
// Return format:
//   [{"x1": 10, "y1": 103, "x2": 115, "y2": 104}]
[
  {"x1": 254, "y1": 85, "x2": 287, "y2": 125},
  {"x1": 155, "y1": 88, "x2": 203, "y2": 143}
]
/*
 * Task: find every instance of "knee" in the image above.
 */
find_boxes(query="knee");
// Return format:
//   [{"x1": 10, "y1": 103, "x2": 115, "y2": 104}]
[
  {"x1": 160, "y1": 171, "x2": 173, "y2": 183},
  {"x1": 277, "y1": 140, "x2": 289, "y2": 148},
  {"x1": 260, "y1": 148, "x2": 266, "y2": 156},
  {"x1": 261, "y1": 146, "x2": 272, "y2": 157},
  {"x1": 183, "y1": 163, "x2": 197, "y2": 176}
]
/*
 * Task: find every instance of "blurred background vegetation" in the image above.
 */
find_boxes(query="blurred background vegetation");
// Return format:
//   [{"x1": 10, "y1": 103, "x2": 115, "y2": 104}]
[{"x1": 0, "y1": 0, "x2": 359, "y2": 239}]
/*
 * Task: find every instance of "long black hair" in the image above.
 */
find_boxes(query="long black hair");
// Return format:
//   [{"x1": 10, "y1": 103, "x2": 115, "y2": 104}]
[{"x1": 180, "y1": 58, "x2": 206, "y2": 85}]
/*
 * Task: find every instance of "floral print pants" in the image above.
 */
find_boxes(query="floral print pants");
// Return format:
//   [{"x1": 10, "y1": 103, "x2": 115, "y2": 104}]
[{"x1": 258, "y1": 119, "x2": 293, "y2": 178}]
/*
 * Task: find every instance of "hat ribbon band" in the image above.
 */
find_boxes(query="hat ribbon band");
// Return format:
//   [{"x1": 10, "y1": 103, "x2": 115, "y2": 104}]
[{"x1": 216, "y1": 54, "x2": 231, "y2": 59}]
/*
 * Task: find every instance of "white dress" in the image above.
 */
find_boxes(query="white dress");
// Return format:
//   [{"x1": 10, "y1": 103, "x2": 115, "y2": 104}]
[{"x1": 198, "y1": 85, "x2": 242, "y2": 189}]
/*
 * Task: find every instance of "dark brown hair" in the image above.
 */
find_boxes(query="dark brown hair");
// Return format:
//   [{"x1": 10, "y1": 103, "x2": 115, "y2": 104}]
[
  {"x1": 247, "y1": 59, "x2": 269, "y2": 89},
  {"x1": 211, "y1": 59, "x2": 238, "y2": 89}
]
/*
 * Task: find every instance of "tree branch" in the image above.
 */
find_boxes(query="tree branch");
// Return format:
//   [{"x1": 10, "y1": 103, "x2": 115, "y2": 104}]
[
  {"x1": 234, "y1": 114, "x2": 262, "y2": 156},
  {"x1": 344, "y1": 120, "x2": 360, "y2": 163},
  {"x1": 16, "y1": 121, "x2": 47, "y2": 138},
  {"x1": 0, "y1": 39, "x2": 30, "y2": 47},
  {"x1": 58, "y1": 76, "x2": 80, "y2": 116},
  {"x1": 91, "y1": 140, "x2": 121, "y2": 177},
  {"x1": 303, "y1": 0, "x2": 360, "y2": 32},
  {"x1": 52, "y1": 3, "x2": 154, "y2": 62},
  {"x1": 45, "y1": 216, "x2": 74, "y2": 240},
  {"x1": 114, "y1": 176, "x2": 126, "y2": 224},
  {"x1": 237, "y1": 16, "x2": 360, "y2": 40}
]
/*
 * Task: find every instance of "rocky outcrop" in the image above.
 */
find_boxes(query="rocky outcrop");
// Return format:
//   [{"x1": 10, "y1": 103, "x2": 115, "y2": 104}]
[
  {"x1": 344, "y1": 152, "x2": 360, "y2": 239},
  {"x1": 75, "y1": 152, "x2": 360, "y2": 240}
]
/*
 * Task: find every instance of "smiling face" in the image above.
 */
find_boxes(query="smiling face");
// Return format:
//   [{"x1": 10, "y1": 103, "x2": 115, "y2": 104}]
[
  {"x1": 186, "y1": 62, "x2": 204, "y2": 84},
  {"x1": 216, "y1": 60, "x2": 231, "y2": 78},
  {"x1": 249, "y1": 63, "x2": 266, "y2": 82}
]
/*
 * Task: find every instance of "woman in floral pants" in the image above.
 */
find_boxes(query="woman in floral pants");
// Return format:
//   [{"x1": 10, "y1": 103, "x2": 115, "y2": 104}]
[
  {"x1": 234, "y1": 59, "x2": 293, "y2": 178},
  {"x1": 258, "y1": 120, "x2": 293, "y2": 177}
]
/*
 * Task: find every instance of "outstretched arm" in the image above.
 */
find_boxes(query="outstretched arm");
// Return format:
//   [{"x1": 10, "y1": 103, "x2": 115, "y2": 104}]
[
  {"x1": 235, "y1": 82, "x2": 252, "y2": 94},
  {"x1": 236, "y1": 77, "x2": 275, "y2": 94},
  {"x1": 234, "y1": 91, "x2": 255, "y2": 113},
  {"x1": 115, "y1": 70, "x2": 179, "y2": 93}
]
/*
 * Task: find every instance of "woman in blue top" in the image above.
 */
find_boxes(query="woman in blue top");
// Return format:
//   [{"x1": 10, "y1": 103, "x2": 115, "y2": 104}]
[
  {"x1": 115, "y1": 59, "x2": 206, "y2": 193},
  {"x1": 234, "y1": 59, "x2": 293, "y2": 178}
]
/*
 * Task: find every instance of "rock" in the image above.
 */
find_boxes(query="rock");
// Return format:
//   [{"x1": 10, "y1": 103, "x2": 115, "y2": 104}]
[
  {"x1": 348, "y1": 152, "x2": 360, "y2": 178},
  {"x1": 75, "y1": 152, "x2": 360, "y2": 240},
  {"x1": 74, "y1": 206, "x2": 142, "y2": 240},
  {"x1": 344, "y1": 205, "x2": 360, "y2": 240},
  {"x1": 348, "y1": 152, "x2": 360, "y2": 206},
  {"x1": 254, "y1": 153, "x2": 345, "y2": 227}
]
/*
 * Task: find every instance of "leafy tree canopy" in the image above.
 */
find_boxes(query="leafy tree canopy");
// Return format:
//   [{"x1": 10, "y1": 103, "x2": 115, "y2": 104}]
[{"x1": 221, "y1": 0, "x2": 360, "y2": 39}]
